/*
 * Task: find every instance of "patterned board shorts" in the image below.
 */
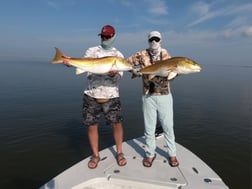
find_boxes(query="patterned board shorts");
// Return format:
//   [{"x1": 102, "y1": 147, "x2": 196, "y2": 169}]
[{"x1": 83, "y1": 94, "x2": 123, "y2": 126}]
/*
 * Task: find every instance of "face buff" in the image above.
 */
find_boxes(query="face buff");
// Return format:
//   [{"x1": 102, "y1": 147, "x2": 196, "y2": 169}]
[
  {"x1": 101, "y1": 35, "x2": 115, "y2": 50},
  {"x1": 148, "y1": 40, "x2": 161, "y2": 57}
]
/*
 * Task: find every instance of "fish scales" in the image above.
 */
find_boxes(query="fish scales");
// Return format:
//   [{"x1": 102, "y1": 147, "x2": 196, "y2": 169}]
[
  {"x1": 51, "y1": 47, "x2": 133, "y2": 75},
  {"x1": 139, "y1": 57, "x2": 202, "y2": 80}
]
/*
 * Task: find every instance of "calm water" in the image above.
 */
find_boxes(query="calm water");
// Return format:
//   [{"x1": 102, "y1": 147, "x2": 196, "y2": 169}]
[{"x1": 0, "y1": 60, "x2": 251, "y2": 189}]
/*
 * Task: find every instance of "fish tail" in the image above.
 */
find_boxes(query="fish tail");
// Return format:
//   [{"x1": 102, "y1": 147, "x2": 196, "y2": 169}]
[{"x1": 51, "y1": 47, "x2": 64, "y2": 64}]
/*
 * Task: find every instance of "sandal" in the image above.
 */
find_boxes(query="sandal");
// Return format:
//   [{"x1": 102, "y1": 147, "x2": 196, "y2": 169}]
[
  {"x1": 169, "y1": 157, "x2": 179, "y2": 167},
  {"x1": 116, "y1": 153, "x2": 127, "y2": 166},
  {"x1": 88, "y1": 156, "x2": 100, "y2": 169},
  {"x1": 143, "y1": 154, "x2": 156, "y2": 167}
]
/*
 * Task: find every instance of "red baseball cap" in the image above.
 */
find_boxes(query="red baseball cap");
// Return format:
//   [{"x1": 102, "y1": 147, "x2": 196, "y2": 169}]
[{"x1": 99, "y1": 25, "x2": 115, "y2": 37}]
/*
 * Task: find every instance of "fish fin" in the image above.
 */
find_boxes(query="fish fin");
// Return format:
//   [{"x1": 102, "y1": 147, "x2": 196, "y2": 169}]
[
  {"x1": 51, "y1": 47, "x2": 64, "y2": 64},
  {"x1": 148, "y1": 74, "x2": 155, "y2": 80},
  {"x1": 75, "y1": 68, "x2": 86, "y2": 75},
  {"x1": 167, "y1": 72, "x2": 178, "y2": 80},
  {"x1": 111, "y1": 59, "x2": 117, "y2": 71}
]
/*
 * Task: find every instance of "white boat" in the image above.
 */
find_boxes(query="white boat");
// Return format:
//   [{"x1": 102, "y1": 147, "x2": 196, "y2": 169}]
[{"x1": 39, "y1": 132, "x2": 229, "y2": 189}]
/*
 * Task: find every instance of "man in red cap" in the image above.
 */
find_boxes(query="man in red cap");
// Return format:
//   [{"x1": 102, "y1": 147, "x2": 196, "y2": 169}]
[
  {"x1": 99, "y1": 25, "x2": 115, "y2": 38},
  {"x1": 63, "y1": 25, "x2": 127, "y2": 169}
]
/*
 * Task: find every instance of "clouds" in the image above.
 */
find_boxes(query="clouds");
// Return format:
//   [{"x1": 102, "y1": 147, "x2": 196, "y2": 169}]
[
  {"x1": 0, "y1": 0, "x2": 251, "y2": 64},
  {"x1": 47, "y1": 1, "x2": 59, "y2": 9},
  {"x1": 47, "y1": 0, "x2": 77, "y2": 10},
  {"x1": 190, "y1": 1, "x2": 210, "y2": 16},
  {"x1": 144, "y1": 0, "x2": 168, "y2": 15},
  {"x1": 118, "y1": 0, "x2": 168, "y2": 16},
  {"x1": 118, "y1": 0, "x2": 252, "y2": 40},
  {"x1": 220, "y1": 26, "x2": 252, "y2": 39},
  {"x1": 186, "y1": 1, "x2": 252, "y2": 41},
  {"x1": 188, "y1": 1, "x2": 252, "y2": 28},
  {"x1": 242, "y1": 26, "x2": 252, "y2": 37}
]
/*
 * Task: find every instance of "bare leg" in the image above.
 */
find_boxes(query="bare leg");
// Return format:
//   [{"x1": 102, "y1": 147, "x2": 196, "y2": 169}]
[
  {"x1": 88, "y1": 124, "x2": 99, "y2": 156},
  {"x1": 88, "y1": 124, "x2": 100, "y2": 168},
  {"x1": 113, "y1": 123, "x2": 123, "y2": 153},
  {"x1": 113, "y1": 123, "x2": 127, "y2": 166}
]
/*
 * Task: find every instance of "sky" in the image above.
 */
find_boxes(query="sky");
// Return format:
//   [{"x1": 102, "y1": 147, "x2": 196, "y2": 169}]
[{"x1": 0, "y1": 0, "x2": 252, "y2": 66}]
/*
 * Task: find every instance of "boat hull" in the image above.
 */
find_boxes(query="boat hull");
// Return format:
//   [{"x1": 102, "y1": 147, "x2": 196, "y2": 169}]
[{"x1": 40, "y1": 135, "x2": 229, "y2": 189}]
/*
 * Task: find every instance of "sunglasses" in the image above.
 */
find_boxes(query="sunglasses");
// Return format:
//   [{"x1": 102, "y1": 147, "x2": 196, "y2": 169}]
[
  {"x1": 149, "y1": 37, "x2": 160, "y2": 42},
  {"x1": 101, "y1": 35, "x2": 113, "y2": 40}
]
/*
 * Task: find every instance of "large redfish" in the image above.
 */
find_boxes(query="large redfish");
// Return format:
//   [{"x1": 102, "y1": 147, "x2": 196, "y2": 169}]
[
  {"x1": 51, "y1": 48, "x2": 133, "y2": 75},
  {"x1": 139, "y1": 57, "x2": 202, "y2": 80}
]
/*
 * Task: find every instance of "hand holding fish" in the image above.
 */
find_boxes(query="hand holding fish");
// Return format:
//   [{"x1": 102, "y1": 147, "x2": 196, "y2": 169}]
[
  {"x1": 131, "y1": 68, "x2": 142, "y2": 79},
  {"x1": 132, "y1": 69, "x2": 142, "y2": 76},
  {"x1": 62, "y1": 55, "x2": 72, "y2": 67},
  {"x1": 108, "y1": 70, "x2": 119, "y2": 77}
]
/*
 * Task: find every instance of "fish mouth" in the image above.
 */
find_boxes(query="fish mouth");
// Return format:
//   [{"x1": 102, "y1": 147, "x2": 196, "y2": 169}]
[{"x1": 194, "y1": 66, "x2": 202, "y2": 72}]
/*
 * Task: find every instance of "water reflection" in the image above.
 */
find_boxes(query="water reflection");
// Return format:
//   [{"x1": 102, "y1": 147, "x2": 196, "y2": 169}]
[{"x1": 0, "y1": 62, "x2": 251, "y2": 189}]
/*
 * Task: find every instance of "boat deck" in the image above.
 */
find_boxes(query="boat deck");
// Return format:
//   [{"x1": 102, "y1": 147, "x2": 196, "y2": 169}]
[{"x1": 40, "y1": 135, "x2": 229, "y2": 189}]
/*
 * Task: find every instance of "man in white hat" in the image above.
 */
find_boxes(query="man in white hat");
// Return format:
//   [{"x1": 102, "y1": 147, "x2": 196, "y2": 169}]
[{"x1": 128, "y1": 31, "x2": 179, "y2": 167}]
